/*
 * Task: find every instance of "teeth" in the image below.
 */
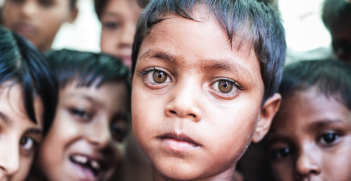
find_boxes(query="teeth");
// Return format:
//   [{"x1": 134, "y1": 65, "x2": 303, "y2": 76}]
[
  {"x1": 91, "y1": 160, "x2": 100, "y2": 170},
  {"x1": 73, "y1": 155, "x2": 88, "y2": 164}
]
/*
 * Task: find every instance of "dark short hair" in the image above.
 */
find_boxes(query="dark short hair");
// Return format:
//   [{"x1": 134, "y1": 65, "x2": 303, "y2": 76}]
[
  {"x1": 131, "y1": 0, "x2": 286, "y2": 103},
  {"x1": 322, "y1": 0, "x2": 351, "y2": 30},
  {"x1": 94, "y1": 0, "x2": 149, "y2": 19},
  {"x1": 0, "y1": 26, "x2": 58, "y2": 135},
  {"x1": 45, "y1": 49, "x2": 131, "y2": 96},
  {"x1": 279, "y1": 60, "x2": 351, "y2": 111}
]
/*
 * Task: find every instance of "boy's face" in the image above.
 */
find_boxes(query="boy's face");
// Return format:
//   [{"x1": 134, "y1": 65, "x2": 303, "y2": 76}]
[
  {"x1": 0, "y1": 83, "x2": 43, "y2": 181},
  {"x1": 330, "y1": 22, "x2": 351, "y2": 63},
  {"x1": 132, "y1": 10, "x2": 279, "y2": 180},
  {"x1": 100, "y1": 0, "x2": 141, "y2": 68},
  {"x1": 2, "y1": 0, "x2": 77, "y2": 52},
  {"x1": 36, "y1": 81, "x2": 130, "y2": 181},
  {"x1": 266, "y1": 87, "x2": 351, "y2": 181}
]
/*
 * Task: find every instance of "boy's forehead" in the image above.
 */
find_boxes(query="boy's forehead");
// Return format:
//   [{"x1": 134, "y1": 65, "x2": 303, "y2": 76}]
[{"x1": 139, "y1": 12, "x2": 261, "y2": 79}]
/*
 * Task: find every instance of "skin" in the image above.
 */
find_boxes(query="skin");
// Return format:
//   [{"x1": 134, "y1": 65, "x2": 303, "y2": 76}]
[
  {"x1": 330, "y1": 21, "x2": 351, "y2": 63},
  {"x1": 0, "y1": 83, "x2": 43, "y2": 181},
  {"x1": 132, "y1": 8, "x2": 281, "y2": 181},
  {"x1": 99, "y1": 0, "x2": 142, "y2": 68},
  {"x1": 1, "y1": 0, "x2": 77, "y2": 52},
  {"x1": 266, "y1": 87, "x2": 351, "y2": 181},
  {"x1": 33, "y1": 81, "x2": 130, "y2": 181}
]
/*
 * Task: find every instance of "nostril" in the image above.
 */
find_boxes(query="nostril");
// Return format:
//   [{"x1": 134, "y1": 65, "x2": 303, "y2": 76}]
[
  {"x1": 190, "y1": 114, "x2": 196, "y2": 118},
  {"x1": 170, "y1": 110, "x2": 176, "y2": 114}
]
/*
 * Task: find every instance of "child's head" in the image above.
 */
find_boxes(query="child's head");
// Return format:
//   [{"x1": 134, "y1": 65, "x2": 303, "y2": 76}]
[
  {"x1": 0, "y1": 26, "x2": 57, "y2": 180},
  {"x1": 1, "y1": 0, "x2": 78, "y2": 52},
  {"x1": 95, "y1": 0, "x2": 147, "y2": 68},
  {"x1": 131, "y1": 0, "x2": 285, "y2": 180},
  {"x1": 33, "y1": 49, "x2": 130, "y2": 181},
  {"x1": 266, "y1": 60, "x2": 351, "y2": 181},
  {"x1": 322, "y1": 0, "x2": 351, "y2": 63}
]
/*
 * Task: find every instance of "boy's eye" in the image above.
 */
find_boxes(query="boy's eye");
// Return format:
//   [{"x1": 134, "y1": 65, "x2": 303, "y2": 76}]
[
  {"x1": 20, "y1": 137, "x2": 36, "y2": 152},
  {"x1": 153, "y1": 70, "x2": 168, "y2": 83},
  {"x1": 212, "y1": 79, "x2": 239, "y2": 94},
  {"x1": 69, "y1": 108, "x2": 91, "y2": 121},
  {"x1": 270, "y1": 147, "x2": 292, "y2": 160},
  {"x1": 320, "y1": 132, "x2": 340, "y2": 145},
  {"x1": 39, "y1": 0, "x2": 53, "y2": 7},
  {"x1": 103, "y1": 22, "x2": 120, "y2": 30},
  {"x1": 111, "y1": 124, "x2": 128, "y2": 142}
]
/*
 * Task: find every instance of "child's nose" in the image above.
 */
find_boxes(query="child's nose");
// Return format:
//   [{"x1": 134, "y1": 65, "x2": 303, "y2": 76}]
[
  {"x1": 21, "y1": 1, "x2": 38, "y2": 19},
  {"x1": 165, "y1": 80, "x2": 202, "y2": 122},
  {"x1": 294, "y1": 145, "x2": 322, "y2": 179},
  {"x1": 0, "y1": 137, "x2": 20, "y2": 178},
  {"x1": 86, "y1": 118, "x2": 112, "y2": 149}
]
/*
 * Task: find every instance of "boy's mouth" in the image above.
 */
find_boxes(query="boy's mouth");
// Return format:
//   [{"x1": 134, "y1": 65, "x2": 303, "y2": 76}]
[
  {"x1": 69, "y1": 154, "x2": 104, "y2": 180},
  {"x1": 158, "y1": 133, "x2": 201, "y2": 152}
]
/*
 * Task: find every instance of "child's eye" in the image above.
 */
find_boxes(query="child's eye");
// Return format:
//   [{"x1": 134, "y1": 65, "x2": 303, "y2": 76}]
[
  {"x1": 103, "y1": 22, "x2": 120, "y2": 30},
  {"x1": 139, "y1": 68, "x2": 171, "y2": 86},
  {"x1": 20, "y1": 137, "x2": 37, "y2": 152},
  {"x1": 212, "y1": 80, "x2": 237, "y2": 93},
  {"x1": 270, "y1": 147, "x2": 292, "y2": 160},
  {"x1": 39, "y1": 0, "x2": 53, "y2": 7},
  {"x1": 320, "y1": 132, "x2": 340, "y2": 145},
  {"x1": 69, "y1": 108, "x2": 91, "y2": 121},
  {"x1": 111, "y1": 124, "x2": 128, "y2": 142}
]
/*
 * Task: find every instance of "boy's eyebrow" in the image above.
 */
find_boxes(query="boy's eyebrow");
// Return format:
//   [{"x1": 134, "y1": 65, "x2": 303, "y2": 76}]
[
  {"x1": 66, "y1": 93, "x2": 104, "y2": 108},
  {"x1": 25, "y1": 128, "x2": 42, "y2": 135},
  {"x1": 308, "y1": 119, "x2": 345, "y2": 129},
  {"x1": 139, "y1": 49, "x2": 251, "y2": 75},
  {"x1": 0, "y1": 111, "x2": 12, "y2": 125}
]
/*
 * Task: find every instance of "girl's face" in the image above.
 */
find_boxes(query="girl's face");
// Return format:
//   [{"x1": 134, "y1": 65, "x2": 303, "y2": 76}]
[
  {"x1": 266, "y1": 87, "x2": 351, "y2": 181},
  {"x1": 36, "y1": 81, "x2": 130, "y2": 181},
  {"x1": 0, "y1": 83, "x2": 43, "y2": 180},
  {"x1": 100, "y1": 0, "x2": 142, "y2": 68}
]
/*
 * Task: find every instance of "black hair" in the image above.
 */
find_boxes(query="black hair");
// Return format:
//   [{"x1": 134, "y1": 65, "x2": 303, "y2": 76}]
[
  {"x1": 279, "y1": 60, "x2": 351, "y2": 111},
  {"x1": 0, "y1": 26, "x2": 57, "y2": 135},
  {"x1": 322, "y1": 0, "x2": 351, "y2": 30},
  {"x1": 94, "y1": 0, "x2": 149, "y2": 19},
  {"x1": 45, "y1": 49, "x2": 131, "y2": 97},
  {"x1": 131, "y1": 0, "x2": 286, "y2": 104},
  {"x1": 70, "y1": 0, "x2": 78, "y2": 9}
]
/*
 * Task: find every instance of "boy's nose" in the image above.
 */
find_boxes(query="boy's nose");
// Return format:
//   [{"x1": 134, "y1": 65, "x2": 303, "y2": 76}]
[
  {"x1": 21, "y1": 1, "x2": 38, "y2": 19},
  {"x1": 165, "y1": 81, "x2": 202, "y2": 122},
  {"x1": 86, "y1": 117, "x2": 112, "y2": 149},
  {"x1": 294, "y1": 145, "x2": 321, "y2": 179},
  {"x1": 0, "y1": 138, "x2": 20, "y2": 178}
]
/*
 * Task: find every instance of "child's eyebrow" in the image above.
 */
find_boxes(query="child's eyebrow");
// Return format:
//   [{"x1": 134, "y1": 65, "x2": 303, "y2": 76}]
[
  {"x1": 0, "y1": 111, "x2": 12, "y2": 126},
  {"x1": 308, "y1": 119, "x2": 345, "y2": 130},
  {"x1": 139, "y1": 49, "x2": 251, "y2": 75}
]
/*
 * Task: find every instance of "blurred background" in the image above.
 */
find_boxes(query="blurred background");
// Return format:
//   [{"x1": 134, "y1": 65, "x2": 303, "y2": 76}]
[{"x1": 0, "y1": 0, "x2": 333, "y2": 63}]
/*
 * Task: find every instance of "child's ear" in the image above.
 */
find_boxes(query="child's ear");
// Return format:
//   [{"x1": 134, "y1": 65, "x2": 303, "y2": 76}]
[
  {"x1": 252, "y1": 93, "x2": 281, "y2": 143},
  {"x1": 68, "y1": 7, "x2": 79, "y2": 23}
]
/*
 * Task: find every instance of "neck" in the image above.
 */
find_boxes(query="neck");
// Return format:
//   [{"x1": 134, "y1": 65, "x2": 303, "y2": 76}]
[{"x1": 152, "y1": 165, "x2": 236, "y2": 181}]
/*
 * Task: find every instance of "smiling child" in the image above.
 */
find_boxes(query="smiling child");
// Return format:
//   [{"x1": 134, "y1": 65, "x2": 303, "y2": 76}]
[
  {"x1": 27, "y1": 49, "x2": 131, "y2": 181},
  {"x1": 131, "y1": 0, "x2": 286, "y2": 180},
  {"x1": 266, "y1": 60, "x2": 351, "y2": 181},
  {"x1": 0, "y1": 26, "x2": 57, "y2": 180},
  {"x1": 1, "y1": 0, "x2": 78, "y2": 52}
]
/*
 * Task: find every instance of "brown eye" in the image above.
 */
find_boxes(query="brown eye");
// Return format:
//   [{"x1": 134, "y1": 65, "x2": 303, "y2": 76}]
[
  {"x1": 153, "y1": 70, "x2": 167, "y2": 83},
  {"x1": 218, "y1": 80, "x2": 233, "y2": 93}
]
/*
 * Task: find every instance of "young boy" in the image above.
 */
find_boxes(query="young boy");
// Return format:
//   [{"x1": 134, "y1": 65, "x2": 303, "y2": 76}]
[
  {"x1": 265, "y1": 60, "x2": 351, "y2": 181},
  {"x1": 131, "y1": 0, "x2": 286, "y2": 180},
  {"x1": 322, "y1": 0, "x2": 351, "y2": 63},
  {"x1": 1, "y1": 0, "x2": 78, "y2": 52},
  {"x1": 95, "y1": 0, "x2": 147, "y2": 68},
  {"x1": 27, "y1": 49, "x2": 131, "y2": 181},
  {"x1": 0, "y1": 26, "x2": 57, "y2": 180}
]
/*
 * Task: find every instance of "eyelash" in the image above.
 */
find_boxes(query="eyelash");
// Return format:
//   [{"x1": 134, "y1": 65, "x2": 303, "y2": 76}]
[{"x1": 137, "y1": 67, "x2": 157, "y2": 76}]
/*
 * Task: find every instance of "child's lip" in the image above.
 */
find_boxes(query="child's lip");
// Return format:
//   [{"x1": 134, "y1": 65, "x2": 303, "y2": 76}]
[
  {"x1": 12, "y1": 22, "x2": 37, "y2": 38},
  {"x1": 157, "y1": 132, "x2": 202, "y2": 152}
]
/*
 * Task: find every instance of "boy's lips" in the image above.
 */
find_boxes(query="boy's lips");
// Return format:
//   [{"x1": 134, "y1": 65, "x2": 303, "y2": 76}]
[
  {"x1": 158, "y1": 132, "x2": 202, "y2": 152},
  {"x1": 12, "y1": 23, "x2": 37, "y2": 38},
  {"x1": 68, "y1": 153, "x2": 107, "y2": 181}
]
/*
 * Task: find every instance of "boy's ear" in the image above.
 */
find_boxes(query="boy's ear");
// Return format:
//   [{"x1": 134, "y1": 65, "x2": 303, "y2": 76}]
[
  {"x1": 252, "y1": 93, "x2": 281, "y2": 143},
  {"x1": 68, "y1": 7, "x2": 79, "y2": 23}
]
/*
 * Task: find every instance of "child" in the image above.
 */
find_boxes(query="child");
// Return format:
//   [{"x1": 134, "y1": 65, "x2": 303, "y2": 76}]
[
  {"x1": 27, "y1": 49, "x2": 131, "y2": 181},
  {"x1": 94, "y1": 0, "x2": 147, "y2": 68},
  {"x1": 0, "y1": 26, "x2": 57, "y2": 180},
  {"x1": 131, "y1": 0, "x2": 286, "y2": 180},
  {"x1": 1, "y1": 0, "x2": 78, "y2": 52},
  {"x1": 265, "y1": 60, "x2": 351, "y2": 181},
  {"x1": 322, "y1": 0, "x2": 351, "y2": 63}
]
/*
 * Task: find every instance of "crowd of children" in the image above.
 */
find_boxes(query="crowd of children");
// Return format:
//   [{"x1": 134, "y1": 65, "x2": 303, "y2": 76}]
[{"x1": 0, "y1": 0, "x2": 350, "y2": 181}]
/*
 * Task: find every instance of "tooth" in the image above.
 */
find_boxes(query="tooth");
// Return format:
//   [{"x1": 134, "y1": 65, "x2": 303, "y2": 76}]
[
  {"x1": 74, "y1": 155, "x2": 87, "y2": 164},
  {"x1": 91, "y1": 160, "x2": 100, "y2": 170}
]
